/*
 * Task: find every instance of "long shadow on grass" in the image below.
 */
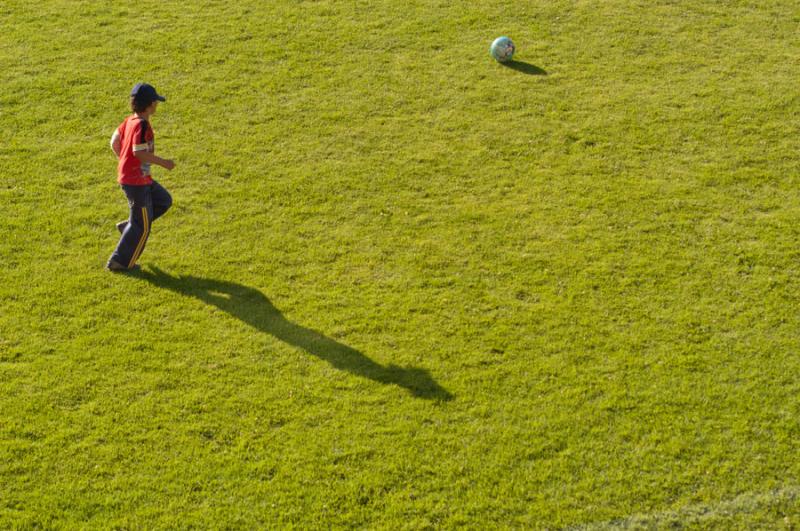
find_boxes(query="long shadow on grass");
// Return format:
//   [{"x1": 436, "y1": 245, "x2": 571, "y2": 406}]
[
  {"x1": 135, "y1": 267, "x2": 453, "y2": 401},
  {"x1": 502, "y1": 61, "x2": 547, "y2": 75}
]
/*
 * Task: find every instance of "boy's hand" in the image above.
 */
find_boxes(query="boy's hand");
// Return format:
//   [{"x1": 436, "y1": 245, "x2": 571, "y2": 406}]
[{"x1": 134, "y1": 151, "x2": 176, "y2": 171}]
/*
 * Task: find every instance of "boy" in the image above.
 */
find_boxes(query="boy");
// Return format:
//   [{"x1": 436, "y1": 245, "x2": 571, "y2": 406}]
[{"x1": 107, "y1": 83, "x2": 176, "y2": 272}]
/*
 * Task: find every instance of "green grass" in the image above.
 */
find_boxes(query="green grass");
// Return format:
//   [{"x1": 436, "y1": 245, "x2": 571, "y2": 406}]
[{"x1": 2, "y1": 0, "x2": 800, "y2": 527}]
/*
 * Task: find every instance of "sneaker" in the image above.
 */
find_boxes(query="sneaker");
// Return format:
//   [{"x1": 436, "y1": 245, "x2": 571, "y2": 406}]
[
  {"x1": 106, "y1": 259, "x2": 140, "y2": 272},
  {"x1": 116, "y1": 220, "x2": 128, "y2": 234}
]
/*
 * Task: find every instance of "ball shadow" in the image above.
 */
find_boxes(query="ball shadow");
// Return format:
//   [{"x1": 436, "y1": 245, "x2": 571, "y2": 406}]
[{"x1": 502, "y1": 61, "x2": 548, "y2": 76}]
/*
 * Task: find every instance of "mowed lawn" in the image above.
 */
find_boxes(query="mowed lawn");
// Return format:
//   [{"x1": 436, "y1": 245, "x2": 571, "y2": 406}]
[{"x1": 2, "y1": 0, "x2": 800, "y2": 527}]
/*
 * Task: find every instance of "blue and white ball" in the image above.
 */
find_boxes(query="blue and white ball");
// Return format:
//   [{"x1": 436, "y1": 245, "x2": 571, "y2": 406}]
[{"x1": 490, "y1": 36, "x2": 515, "y2": 63}]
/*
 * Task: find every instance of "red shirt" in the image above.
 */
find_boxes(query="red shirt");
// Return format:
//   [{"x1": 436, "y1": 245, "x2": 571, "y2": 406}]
[{"x1": 116, "y1": 115, "x2": 155, "y2": 185}]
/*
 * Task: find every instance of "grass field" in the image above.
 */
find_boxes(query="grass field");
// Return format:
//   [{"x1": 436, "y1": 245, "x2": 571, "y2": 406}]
[{"x1": 2, "y1": 0, "x2": 800, "y2": 527}]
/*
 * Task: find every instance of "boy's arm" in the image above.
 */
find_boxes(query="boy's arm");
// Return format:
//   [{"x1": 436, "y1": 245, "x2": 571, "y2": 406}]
[
  {"x1": 110, "y1": 131, "x2": 121, "y2": 158},
  {"x1": 134, "y1": 150, "x2": 175, "y2": 170}
]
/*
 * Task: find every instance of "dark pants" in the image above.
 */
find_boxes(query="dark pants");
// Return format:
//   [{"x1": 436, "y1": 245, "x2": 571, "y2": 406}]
[{"x1": 110, "y1": 181, "x2": 172, "y2": 268}]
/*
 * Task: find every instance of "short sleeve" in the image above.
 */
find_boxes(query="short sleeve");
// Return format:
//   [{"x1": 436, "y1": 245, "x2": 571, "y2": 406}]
[{"x1": 132, "y1": 119, "x2": 149, "y2": 152}]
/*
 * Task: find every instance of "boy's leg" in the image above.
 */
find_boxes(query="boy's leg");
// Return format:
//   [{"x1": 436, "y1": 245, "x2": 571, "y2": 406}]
[
  {"x1": 150, "y1": 180, "x2": 173, "y2": 221},
  {"x1": 108, "y1": 185, "x2": 153, "y2": 269},
  {"x1": 113, "y1": 181, "x2": 170, "y2": 236}
]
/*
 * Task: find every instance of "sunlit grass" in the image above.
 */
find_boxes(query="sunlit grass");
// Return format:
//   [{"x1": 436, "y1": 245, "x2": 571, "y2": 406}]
[{"x1": 1, "y1": 0, "x2": 799, "y2": 527}]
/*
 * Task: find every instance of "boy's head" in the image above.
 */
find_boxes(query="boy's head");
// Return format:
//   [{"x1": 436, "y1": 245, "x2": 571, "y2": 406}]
[{"x1": 130, "y1": 83, "x2": 166, "y2": 114}]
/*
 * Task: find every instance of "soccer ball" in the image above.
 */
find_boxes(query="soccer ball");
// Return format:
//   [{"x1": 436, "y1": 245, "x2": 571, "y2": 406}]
[{"x1": 490, "y1": 36, "x2": 515, "y2": 63}]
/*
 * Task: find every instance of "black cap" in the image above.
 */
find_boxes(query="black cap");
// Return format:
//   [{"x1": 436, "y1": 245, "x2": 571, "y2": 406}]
[{"x1": 131, "y1": 83, "x2": 166, "y2": 105}]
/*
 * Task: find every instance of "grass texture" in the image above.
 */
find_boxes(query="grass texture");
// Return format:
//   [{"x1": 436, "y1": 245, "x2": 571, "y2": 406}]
[{"x1": 2, "y1": 0, "x2": 800, "y2": 527}]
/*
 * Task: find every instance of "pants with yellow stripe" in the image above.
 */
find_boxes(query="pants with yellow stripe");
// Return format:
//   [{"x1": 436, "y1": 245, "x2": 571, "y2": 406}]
[{"x1": 110, "y1": 181, "x2": 172, "y2": 268}]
